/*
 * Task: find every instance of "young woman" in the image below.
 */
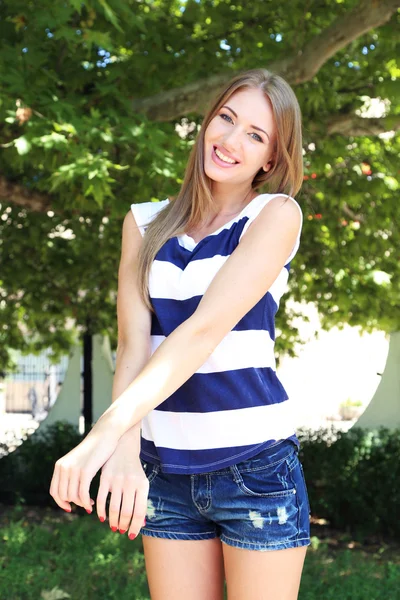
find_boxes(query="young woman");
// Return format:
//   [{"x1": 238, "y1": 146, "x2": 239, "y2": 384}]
[{"x1": 50, "y1": 68, "x2": 311, "y2": 599}]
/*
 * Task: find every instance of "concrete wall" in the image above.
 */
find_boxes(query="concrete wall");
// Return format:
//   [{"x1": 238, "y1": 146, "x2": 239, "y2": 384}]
[
  {"x1": 40, "y1": 343, "x2": 82, "y2": 430},
  {"x1": 355, "y1": 331, "x2": 400, "y2": 430},
  {"x1": 40, "y1": 334, "x2": 115, "y2": 431}
]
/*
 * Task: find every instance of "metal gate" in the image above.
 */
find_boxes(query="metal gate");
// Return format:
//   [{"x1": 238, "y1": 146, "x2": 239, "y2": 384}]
[{"x1": 3, "y1": 353, "x2": 68, "y2": 417}]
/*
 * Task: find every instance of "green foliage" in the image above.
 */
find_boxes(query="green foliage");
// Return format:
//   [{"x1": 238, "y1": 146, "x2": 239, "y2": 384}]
[
  {"x1": 340, "y1": 398, "x2": 363, "y2": 408},
  {"x1": 0, "y1": 0, "x2": 399, "y2": 368},
  {"x1": 298, "y1": 425, "x2": 400, "y2": 538},
  {"x1": 0, "y1": 421, "x2": 83, "y2": 504},
  {"x1": 0, "y1": 508, "x2": 150, "y2": 600},
  {"x1": 1, "y1": 508, "x2": 400, "y2": 599}
]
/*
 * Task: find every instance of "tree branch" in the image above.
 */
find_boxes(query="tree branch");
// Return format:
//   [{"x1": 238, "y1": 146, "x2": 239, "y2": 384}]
[
  {"x1": 280, "y1": 0, "x2": 399, "y2": 84},
  {"x1": 132, "y1": 0, "x2": 399, "y2": 121},
  {"x1": 326, "y1": 114, "x2": 400, "y2": 136},
  {"x1": 0, "y1": 176, "x2": 53, "y2": 212},
  {"x1": 342, "y1": 204, "x2": 366, "y2": 223}
]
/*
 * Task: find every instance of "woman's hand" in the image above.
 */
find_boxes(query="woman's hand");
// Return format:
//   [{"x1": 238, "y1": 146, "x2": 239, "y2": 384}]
[
  {"x1": 49, "y1": 424, "x2": 120, "y2": 513},
  {"x1": 96, "y1": 431, "x2": 149, "y2": 539}
]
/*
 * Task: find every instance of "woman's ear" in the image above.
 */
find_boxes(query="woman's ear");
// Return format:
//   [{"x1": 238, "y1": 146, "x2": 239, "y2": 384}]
[{"x1": 263, "y1": 160, "x2": 273, "y2": 173}]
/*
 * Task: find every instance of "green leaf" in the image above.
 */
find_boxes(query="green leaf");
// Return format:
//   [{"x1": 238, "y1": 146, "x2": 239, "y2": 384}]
[
  {"x1": 68, "y1": 0, "x2": 84, "y2": 14},
  {"x1": 97, "y1": 0, "x2": 123, "y2": 33}
]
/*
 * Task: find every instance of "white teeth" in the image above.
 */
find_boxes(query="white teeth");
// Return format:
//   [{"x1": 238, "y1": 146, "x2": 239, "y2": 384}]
[{"x1": 215, "y1": 147, "x2": 237, "y2": 164}]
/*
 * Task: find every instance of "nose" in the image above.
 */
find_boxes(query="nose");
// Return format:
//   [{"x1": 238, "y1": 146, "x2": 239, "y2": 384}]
[{"x1": 222, "y1": 128, "x2": 242, "y2": 156}]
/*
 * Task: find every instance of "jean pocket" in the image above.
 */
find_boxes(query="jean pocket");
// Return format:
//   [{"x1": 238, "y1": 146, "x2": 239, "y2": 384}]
[{"x1": 231, "y1": 452, "x2": 297, "y2": 498}]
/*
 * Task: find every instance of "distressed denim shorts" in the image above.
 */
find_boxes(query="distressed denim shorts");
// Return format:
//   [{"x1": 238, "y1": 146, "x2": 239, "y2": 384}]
[{"x1": 139, "y1": 439, "x2": 311, "y2": 552}]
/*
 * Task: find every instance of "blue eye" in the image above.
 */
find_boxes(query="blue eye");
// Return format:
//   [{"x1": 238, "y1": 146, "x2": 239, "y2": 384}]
[
  {"x1": 220, "y1": 113, "x2": 233, "y2": 123},
  {"x1": 219, "y1": 113, "x2": 263, "y2": 142},
  {"x1": 251, "y1": 132, "x2": 263, "y2": 142}
]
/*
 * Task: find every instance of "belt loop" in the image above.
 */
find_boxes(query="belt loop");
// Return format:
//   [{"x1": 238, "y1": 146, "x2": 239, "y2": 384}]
[{"x1": 229, "y1": 463, "x2": 241, "y2": 483}]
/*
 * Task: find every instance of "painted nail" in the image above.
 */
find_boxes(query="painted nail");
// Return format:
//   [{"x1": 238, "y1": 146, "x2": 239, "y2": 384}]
[
  {"x1": 119, "y1": 529, "x2": 126, "y2": 534},
  {"x1": 129, "y1": 533, "x2": 136, "y2": 540},
  {"x1": 143, "y1": 519, "x2": 146, "y2": 527},
  {"x1": 99, "y1": 516, "x2": 105, "y2": 522},
  {"x1": 111, "y1": 526, "x2": 118, "y2": 532},
  {"x1": 86, "y1": 509, "x2": 92, "y2": 514},
  {"x1": 64, "y1": 508, "x2": 71, "y2": 513}
]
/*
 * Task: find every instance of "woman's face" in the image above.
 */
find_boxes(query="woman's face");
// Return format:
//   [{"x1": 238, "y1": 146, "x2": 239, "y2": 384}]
[{"x1": 204, "y1": 87, "x2": 276, "y2": 188}]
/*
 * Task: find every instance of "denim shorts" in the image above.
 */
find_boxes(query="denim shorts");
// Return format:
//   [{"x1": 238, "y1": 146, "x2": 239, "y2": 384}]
[{"x1": 139, "y1": 439, "x2": 311, "y2": 552}]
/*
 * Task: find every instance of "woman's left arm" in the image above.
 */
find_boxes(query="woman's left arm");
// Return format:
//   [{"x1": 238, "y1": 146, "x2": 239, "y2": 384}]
[
  {"x1": 100, "y1": 195, "x2": 302, "y2": 433},
  {"x1": 52, "y1": 196, "x2": 301, "y2": 512}
]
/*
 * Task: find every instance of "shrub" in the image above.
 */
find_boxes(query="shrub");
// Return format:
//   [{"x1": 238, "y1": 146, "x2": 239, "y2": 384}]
[
  {"x1": 0, "y1": 421, "x2": 83, "y2": 505},
  {"x1": 1, "y1": 420, "x2": 399, "y2": 538},
  {"x1": 297, "y1": 424, "x2": 400, "y2": 538}
]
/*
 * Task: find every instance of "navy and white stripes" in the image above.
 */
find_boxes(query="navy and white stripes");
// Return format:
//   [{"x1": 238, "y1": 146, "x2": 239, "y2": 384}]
[{"x1": 131, "y1": 193, "x2": 303, "y2": 474}]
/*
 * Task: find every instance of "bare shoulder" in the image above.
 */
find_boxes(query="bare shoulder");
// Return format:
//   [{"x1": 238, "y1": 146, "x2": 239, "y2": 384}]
[
  {"x1": 116, "y1": 210, "x2": 151, "y2": 347},
  {"x1": 264, "y1": 194, "x2": 302, "y2": 217},
  {"x1": 123, "y1": 207, "x2": 141, "y2": 233},
  {"x1": 121, "y1": 209, "x2": 143, "y2": 264},
  {"x1": 244, "y1": 194, "x2": 302, "y2": 241}
]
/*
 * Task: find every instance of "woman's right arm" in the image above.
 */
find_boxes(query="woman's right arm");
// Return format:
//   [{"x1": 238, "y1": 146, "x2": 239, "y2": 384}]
[
  {"x1": 96, "y1": 208, "x2": 152, "y2": 536},
  {"x1": 111, "y1": 207, "x2": 152, "y2": 435}
]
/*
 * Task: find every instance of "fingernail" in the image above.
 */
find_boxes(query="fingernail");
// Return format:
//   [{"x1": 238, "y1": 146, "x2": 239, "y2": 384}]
[
  {"x1": 64, "y1": 508, "x2": 71, "y2": 513},
  {"x1": 143, "y1": 519, "x2": 146, "y2": 527},
  {"x1": 99, "y1": 516, "x2": 105, "y2": 522},
  {"x1": 86, "y1": 509, "x2": 92, "y2": 514},
  {"x1": 129, "y1": 533, "x2": 136, "y2": 540},
  {"x1": 119, "y1": 529, "x2": 126, "y2": 534},
  {"x1": 111, "y1": 526, "x2": 118, "y2": 532}
]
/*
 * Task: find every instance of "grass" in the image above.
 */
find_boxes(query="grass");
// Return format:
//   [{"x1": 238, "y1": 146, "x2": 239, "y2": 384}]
[{"x1": 1, "y1": 504, "x2": 399, "y2": 600}]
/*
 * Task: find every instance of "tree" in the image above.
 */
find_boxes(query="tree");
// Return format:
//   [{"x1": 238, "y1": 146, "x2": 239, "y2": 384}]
[{"x1": 0, "y1": 0, "x2": 399, "y2": 370}]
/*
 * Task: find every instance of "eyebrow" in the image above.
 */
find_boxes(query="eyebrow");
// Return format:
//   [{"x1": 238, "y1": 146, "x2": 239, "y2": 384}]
[{"x1": 221, "y1": 105, "x2": 270, "y2": 141}]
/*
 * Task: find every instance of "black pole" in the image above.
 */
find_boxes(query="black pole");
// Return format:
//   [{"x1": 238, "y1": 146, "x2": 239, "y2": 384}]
[{"x1": 82, "y1": 319, "x2": 93, "y2": 434}]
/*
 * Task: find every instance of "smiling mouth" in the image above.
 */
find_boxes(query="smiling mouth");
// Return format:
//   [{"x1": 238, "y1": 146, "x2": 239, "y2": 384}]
[{"x1": 212, "y1": 145, "x2": 240, "y2": 165}]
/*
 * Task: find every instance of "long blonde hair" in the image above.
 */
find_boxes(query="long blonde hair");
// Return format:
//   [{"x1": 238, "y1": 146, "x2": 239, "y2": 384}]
[{"x1": 137, "y1": 67, "x2": 303, "y2": 310}]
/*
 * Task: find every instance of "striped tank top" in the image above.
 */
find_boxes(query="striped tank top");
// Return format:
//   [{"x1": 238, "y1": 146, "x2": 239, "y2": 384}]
[{"x1": 131, "y1": 192, "x2": 303, "y2": 474}]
